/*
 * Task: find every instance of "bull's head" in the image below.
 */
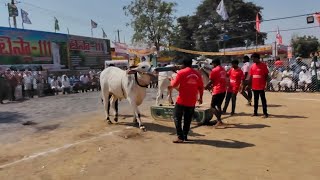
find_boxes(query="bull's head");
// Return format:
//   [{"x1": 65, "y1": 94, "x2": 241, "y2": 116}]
[{"x1": 127, "y1": 62, "x2": 155, "y2": 78}]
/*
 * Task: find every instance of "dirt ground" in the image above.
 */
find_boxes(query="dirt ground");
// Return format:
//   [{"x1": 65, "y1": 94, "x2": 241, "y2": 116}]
[{"x1": 0, "y1": 90, "x2": 320, "y2": 180}]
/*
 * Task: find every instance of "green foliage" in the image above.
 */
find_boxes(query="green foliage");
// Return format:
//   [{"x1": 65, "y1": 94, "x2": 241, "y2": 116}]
[
  {"x1": 291, "y1": 35, "x2": 319, "y2": 58},
  {"x1": 171, "y1": 0, "x2": 266, "y2": 53},
  {"x1": 123, "y1": 0, "x2": 177, "y2": 50}
]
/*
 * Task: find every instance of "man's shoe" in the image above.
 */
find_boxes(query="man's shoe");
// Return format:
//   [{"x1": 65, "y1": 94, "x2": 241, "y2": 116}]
[
  {"x1": 251, "y1": 113, "x2": 258, "y2": 117},
  {"x1": 263, "y1": 114, "x2": 269, "y2": 118},
  {"x1": 173, "y1": 138, "x2": 184, "y2": 143}
]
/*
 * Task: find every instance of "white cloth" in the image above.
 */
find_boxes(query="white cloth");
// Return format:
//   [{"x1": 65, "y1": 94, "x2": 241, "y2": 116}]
[
  {"x1": 280, "y1": 70, "x2": 294, "y2": 88},
  {"x1": 23, "y1": 75, "x2": 33, "y2": 90},
  {"x1": 50, "y1": 79, "x2": 60, "y2": 89},
  {"x1": 298, "y1": 71, "x2": 312, "y2": 86},
  {"x1": 61, "y1": 79, "x2": 71, "y2": 88},
  {"x1": 241, "y1": 62, "x2": 251, "y2": 80}
]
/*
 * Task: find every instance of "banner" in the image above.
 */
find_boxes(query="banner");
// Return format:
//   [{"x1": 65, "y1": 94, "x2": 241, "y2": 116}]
[
  {"x1": 0, "y1": 27, "x2": 68, "y2": 69},
  {"x1": 68, "y1": 35, "x2": 111, "y2": 69},
  {"x1": 169, "y1": 46, "x2": 273, "y2": 56},
  {"x1": 127, "y1": 47, "x2": 156, "y2": 56}
]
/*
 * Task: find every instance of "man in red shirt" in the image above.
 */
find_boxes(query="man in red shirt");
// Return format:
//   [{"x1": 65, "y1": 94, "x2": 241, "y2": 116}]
[
  {"x1": 170, "y1": 59, "x2": 204, "y2": 143},
  {"x1": 249, "y1": 53, "x2": 269, "y2": 118},
  {"x1": 205, "y1": 59, "x2": 227, "y2": 127},
  {"x1": 223, "y1": 60, "x2": 244, "y2": 115}
]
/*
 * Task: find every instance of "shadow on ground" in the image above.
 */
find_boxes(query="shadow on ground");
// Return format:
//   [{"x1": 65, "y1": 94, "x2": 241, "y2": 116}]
[
  {"x1": 185, "y1": 139, "x2": 255, "y2": 149},
  {"x1": 0, "y1": 112, "x2": 28, "y2": 124},
  {"x1": 224, "y1": 123, "x2": 271, "y2": 129},
  {"x1": 118, "y1": 121, "x2": 205, "y2": 138}
]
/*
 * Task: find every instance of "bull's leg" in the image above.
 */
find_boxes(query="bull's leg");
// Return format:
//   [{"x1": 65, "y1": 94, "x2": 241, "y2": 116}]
[
  {"x1": 156, "y1": 88, "x2": 164, "y2": 106},
  {"x1": 167, "y1": 87, "x2": 174, "y2": 105},
  {"x1": 111, "y1": 96, "x2": 119, "y2": 122},
  {"x1": 127, "y1": 97, "x2": 146, "y2": 131},
  {"x1": 101, "y1": 88, "x2": 112, "y2": 124}
]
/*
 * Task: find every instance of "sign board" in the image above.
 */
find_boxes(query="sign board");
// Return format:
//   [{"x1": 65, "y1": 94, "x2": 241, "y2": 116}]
[
  {"x1": 0, "y1": 27, "x2": 68, "y2": 70},
  {"x1": 69, "y1": 35, "x2": 111, "y2": 69}
]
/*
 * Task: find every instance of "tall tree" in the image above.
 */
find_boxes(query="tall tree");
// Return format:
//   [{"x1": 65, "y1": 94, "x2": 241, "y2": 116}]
[
  {"x1": 172, "y1": 0, "x2": 266, "y2": 52},
  {"x1": 123, "y1": 0, "x2": 176, "y2": 51},
  {"x1": 291, "y1": 36, "x2": 319, "y2": 58}
]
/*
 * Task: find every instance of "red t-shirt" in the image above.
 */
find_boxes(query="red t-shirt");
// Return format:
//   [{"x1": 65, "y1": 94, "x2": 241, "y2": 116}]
[
  {"x1": 249, "y1": 63, "x2": 269, "y2": 90},
  {"x1": 209, "y1": 66, "x2": 227, "y2": 95},
  {"x1": 171, "y1": 67, "x2": 204, "y2": 107},
  {"x1": 228, "y1": 68, "x2": 244, "y2": 94}
]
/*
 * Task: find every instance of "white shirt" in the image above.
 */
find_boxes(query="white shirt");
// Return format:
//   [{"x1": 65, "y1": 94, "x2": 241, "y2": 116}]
[
  {"x1": 241, "y1": 62, "x2": 251, "y2": 80},
  {"x1": 282, "y1": 70, "x2": 293, "y2": 80},
  {"x1": 61, "y1": 79, "x2": 71, "y2": 88},
  {"x1": 50, "y1": 79, "x2": 60, "y2": 88},
  {"x1": 299, "y1": 71, "x2": 311, "y2": 81}
]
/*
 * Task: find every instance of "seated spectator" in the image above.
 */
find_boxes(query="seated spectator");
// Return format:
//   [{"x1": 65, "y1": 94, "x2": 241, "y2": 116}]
[
  {"x1": 280, "y1": 66, "x2": 294, "y2": 91},
  {"x1": 274, "y1": 57, "x2": 284, "y2": 71},
  {"x1": 50, "y1": 76, "x2": 60, "y2": 95},
  {"x1": 270, "y1": 68, "x2": 282, "y2": 91},
  {"x1": 298, "y1": 66, "x2": 312, "y2": 91},
  {"x1": 61, "y1": 75, "x2": 71, "y2": 94}
]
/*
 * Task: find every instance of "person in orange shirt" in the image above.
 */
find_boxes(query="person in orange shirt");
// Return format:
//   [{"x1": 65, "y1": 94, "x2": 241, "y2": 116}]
[
  {"x1": 249, "y1": 53, "x2": 269, "y2": 118},
  {"x1": 170, "y1": 59, "x2": 204, "y2": 143},
  {"x1": 205, "y1": 59, "x2": 227, "y2": 127},
  {"x1": 223, "y1": 60, "x2": 244, "y2": 115}
]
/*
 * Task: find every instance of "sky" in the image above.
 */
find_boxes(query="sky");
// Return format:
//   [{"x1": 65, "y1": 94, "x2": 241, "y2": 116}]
[{"x1": 0, "y1": 0, "x2": 319, "y2": 46}]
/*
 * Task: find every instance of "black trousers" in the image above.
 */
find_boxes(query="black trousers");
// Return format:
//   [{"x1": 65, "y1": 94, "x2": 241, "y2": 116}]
[
  {"x1": 253, "y1": 90, "x2": 268, "y2": 115},
  {"x1": 211, "y1": 92, "x2": 226, "y2": 122},
  {"x1": 174, "y1": 104, "x2": 195, "y2": 140},
  {"x1": 241, "y1": 80, "x2": 252, "y2": 102},
  {"x1": 107, "y1": 95, "x2": 119, "y2": 115},
  {"x1": 223, "y1": 92, "x2": 237, "y2": 114}
]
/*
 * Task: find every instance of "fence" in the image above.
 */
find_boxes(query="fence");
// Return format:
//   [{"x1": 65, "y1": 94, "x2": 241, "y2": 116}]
[{"x1": 264, "y1": 58, "x2": 319, "y2": 92}]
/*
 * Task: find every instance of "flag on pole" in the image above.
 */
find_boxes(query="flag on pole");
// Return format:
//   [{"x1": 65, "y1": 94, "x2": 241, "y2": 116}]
[
  {"x1": 91, "y1": 20, "x2": 98, "y2": 28},
  {"x1": 21, "y1": 9, "x2": 31, "y2": 24},
  {"x1": 276, "y1": 27, "x2": 283, "y2": 45},
  {"x1": 102, "y1": 28, "x2": 107, "y2": 38},
  {"x1": 54, "y1": 17, "x2": 60, "y2": 32},
  {"x1": 256, "y1": 13, "x2": 261, "y2": 32},
  {"x1": 216, "y1": 0, "x2": 229, "y2": 21}
]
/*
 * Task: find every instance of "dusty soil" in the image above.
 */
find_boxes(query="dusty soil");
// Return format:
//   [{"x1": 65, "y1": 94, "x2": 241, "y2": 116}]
[{"x1": 0, "y1": 90, "x2": 319, "y2": 180}]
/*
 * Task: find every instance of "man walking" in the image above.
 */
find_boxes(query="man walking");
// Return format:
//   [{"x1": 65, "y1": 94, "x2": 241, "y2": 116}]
[
  {"x1": 241, "y1": 56, "x2": 252, "y2": 106},
  {"x1": 170, "y1": 59, "x2": 204, "y2": 143},
  {"x1": 205, "y1": 59, "x2": 227, "y2": 127},
  {"x1": 250, "y1": 53, "x2": 269, "y2": 118},
  {"x1": 223, "y1": 60, "x2": 244, "y2": 115}
]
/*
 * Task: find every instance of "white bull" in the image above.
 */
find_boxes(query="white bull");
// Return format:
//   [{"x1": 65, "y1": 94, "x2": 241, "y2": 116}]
[
  {"x1": 156, "y1": 64, "x2": 177, "y2": 105},
  {"x1": 156, "y1": 60, "x2": 212, "y2": 105},
  {"x1": 100, "y1": 62, "x2": 154, "y2": 131}
]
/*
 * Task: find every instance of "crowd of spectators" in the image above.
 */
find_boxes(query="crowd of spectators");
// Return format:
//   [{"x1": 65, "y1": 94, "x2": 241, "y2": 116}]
[{"x1": 0, "y1": 69, "x2": 101, "y2": 104}]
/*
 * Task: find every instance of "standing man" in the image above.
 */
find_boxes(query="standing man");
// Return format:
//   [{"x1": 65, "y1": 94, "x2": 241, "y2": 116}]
[
  {"x1": 223, "y1": 60, "x2": 244, "y2": 116},
  {"x1": 170, "y1": 59, "x2": 204, "y2": 143},
  {"x1": 250, "y1": 53, "x2": 269, "y2": 118},
  {"x1": 205, "y1": 59, "x2": 227, "y2": 127},
  {"x1": 241, "y1": 56, "x2": 253, "y2": 106}
]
